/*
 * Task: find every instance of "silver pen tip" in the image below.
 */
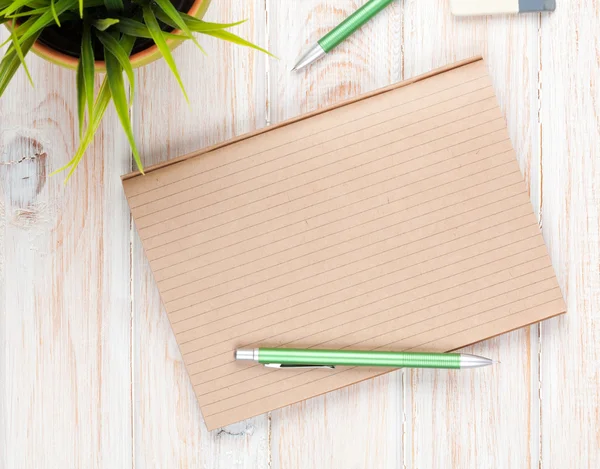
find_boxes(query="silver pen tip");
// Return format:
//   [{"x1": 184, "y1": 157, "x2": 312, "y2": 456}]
[
  {"x1": 459, "y1": 354, "x2": 494, "y2": 368},
  {"x1": 235, "y1": 349, "x2": 257, "y2": 361},
  {"x1": 292, "y1": 43, "x2": 326, "y2": 72}
]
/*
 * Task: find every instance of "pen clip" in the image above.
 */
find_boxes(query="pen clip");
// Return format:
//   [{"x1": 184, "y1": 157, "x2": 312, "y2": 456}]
[{"x1": 263, "y1": 363, "x2": 335, "y2": 369}]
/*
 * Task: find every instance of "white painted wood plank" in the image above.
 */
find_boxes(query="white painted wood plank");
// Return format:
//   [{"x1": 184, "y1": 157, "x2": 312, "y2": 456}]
[
  {"x1": 267, "y1": 2, "x2": 403, "y2": 468},
  {"x1": 402, "y1": 2, "x2": 542, "y2": 467},
  {"x1": 4, "y1": 2, "x2": 599, "y2": 467},
  {"x1": 0, "y1": 31, "x2": 132, "y2": 469},
  {"x1": 130, "y1": 1, "x2": 271, "y2": 467},
  {"x1": 539, "y1": 1, "x2": 600, "y2": 467}
]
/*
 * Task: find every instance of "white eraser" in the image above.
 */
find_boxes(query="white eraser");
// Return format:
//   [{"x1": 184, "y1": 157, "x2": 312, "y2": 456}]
[
  {"x1": 450, "y1": 0, "x2": 555, "y2": 16},
  {"x1": 450, "y1": 0, "x2": 519, "y2": 16}
]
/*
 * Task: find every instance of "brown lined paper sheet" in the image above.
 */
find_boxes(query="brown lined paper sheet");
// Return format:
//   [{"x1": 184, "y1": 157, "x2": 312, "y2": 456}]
[{"x1": 122, "y1": 57, "x2": 566, "y2": 430}]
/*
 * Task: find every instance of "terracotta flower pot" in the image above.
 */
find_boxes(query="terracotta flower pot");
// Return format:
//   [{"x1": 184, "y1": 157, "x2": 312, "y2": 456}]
[{"x1": 16, "y1": 0, "x2": 211, "y2": 71}]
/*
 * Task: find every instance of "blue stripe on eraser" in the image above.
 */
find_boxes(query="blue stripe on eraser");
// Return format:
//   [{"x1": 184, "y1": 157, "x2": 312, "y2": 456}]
[{"x1": 519, "y1": 0, "x2": 556, "y2": 12}]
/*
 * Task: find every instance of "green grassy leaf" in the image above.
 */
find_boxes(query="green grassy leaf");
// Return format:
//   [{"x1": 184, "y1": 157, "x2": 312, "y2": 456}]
[
  {"x1": 152, "y1": 0, "x2": 203, "y2": 53},
  {"x1": 154, "y1": 9, "x2": 274, "y2": 58},
  {"x1": 104, "y1": 48, "x2": 143, "y2": 173},
  {"x1": 103, "y1": 0, "x2": 123, "y2": 13},
  {"x1": 53, "y1": 34, "x2": 137, "y2": 180},
  {"x1": 96, "y1": 29, "x2": 134, "y2": 101},
  {"x1": 143, "y1": 5, "x2": 188, "y2": 103},
  {"x1": 200, "y1": 29, "x2": 275, "y2": 58},
  {"x1": 0, "y1": 32, "x2": 39, "y2": 97},
  {"x1": 52, "y1": 76, "x2": 112, "y2": 179},
  {"x1": 9, "y1": 24, "x2": 34, "y2": 87},
  {"x1": 157, "y1": 10, "x2": 247, "y2": 32},
  {"x1": 17, "y1": 0, "x2": 78, "y2": 45},
  {"x1": 0, "y1": 17, "x2": 38, "y2": 50},
  {"x1": 92, "y1": 17, "x2": 118, "y2": 31},
  {"x1": 6, "y1": 7, "x2": 54, "y2": 18},
  {"x1": 0, "y1": 15, "x2": 38, "y2": 49},
  {"x1": 0, "y1": 0, "x2": 39, "y2": 18},
  {"x1": 76, "y1": 59, "x2": 85, "y2": 138},
  {"x1": 80, "y1": 22, "x2": 95, "y2": 118},
  {"x1": 0, "y1": 0, "x2": 53, "y2": 11},
  {"x1": 115, "y1": 17, "x2": 183, "y2": 40},
  {"x1": 50, "y1": 0, "x2": 60, "y2": 26}
]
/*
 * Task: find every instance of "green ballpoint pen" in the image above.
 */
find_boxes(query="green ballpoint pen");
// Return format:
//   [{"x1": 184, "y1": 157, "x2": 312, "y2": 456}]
[
  {"x1": 235, "y1": 348, "x2": 494, "y2": 369},
  {"x1": 292, "y1": 0, "x2": 396, "y2": 71}
]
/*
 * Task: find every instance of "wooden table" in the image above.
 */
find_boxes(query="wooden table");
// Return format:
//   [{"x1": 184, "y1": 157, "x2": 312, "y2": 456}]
[{"x1": 1, "y1": 1, "x2": 598, "y2": 467}]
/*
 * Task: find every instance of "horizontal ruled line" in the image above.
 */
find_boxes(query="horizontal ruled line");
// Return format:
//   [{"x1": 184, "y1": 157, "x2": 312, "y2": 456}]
[
  {"x1": 192, "y1": 262, "x2": 554, "y2": 389},
  {"x1": 152, "y1": 132, "x2": 511, "y2": 276},
  {"x1": 176, "y1": 209, "x2": 532, "y2": 343},
  {"x1": 196, "y1": 274, "x2": 556, "y2": 402},
  {"x1": 166, "y1": 152, "x2": 517, "y2": 306},
  {"x1": 162, "y1": 148, "x2": 516, "y2": 297},
  {"x1": 141, "y1": 112, "x2": 504, "y2": 242},
  {"x1": 155, "y1": 140, "x2": 512, "y2": 280},
  {"x1": 128, "y1": 72, "x2": 488, "y2": 202},
  {"x1": 167, "y1": 167, "x2": 521, "y2": 320},
  {"x1": 190, "y1": 251, "x2": 550, "y2": 378},
  {"x1": 135, "y1": 86, "x2": 494, "y2": 219},
  {"x1": 185, "y1": 238, "x2": 544, "y2": 368},
  {"x1": 197, "y1": 278, "x2": 558, "y2": 402},
  {"x1": 201, "y1": 294, "x2": 563, "y2": 417}
]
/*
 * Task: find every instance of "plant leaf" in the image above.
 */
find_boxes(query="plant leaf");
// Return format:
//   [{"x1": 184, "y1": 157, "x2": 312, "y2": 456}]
[
  {"x1": 157, "y1": 10, "x2": 247, "y2": 32},
  {"x1": 9, "y1": 24, "x2": 34, "y2": 87},
  {"x1": 50, "y1": 0, "x2": 60, "y2": 26},
  {"x1": 76, "y1": 59, "x2": 85, "y2": 138},
  {"x1": 6, "y1": 7, "x2": 54, "y2": 18},
  {"x1": 2, "y1": 0, "x2": 68, "y2": 12},
  {"x1": 153, "y1": 10, "x2": 274, "y2": 57},
  {"x1": 93, "y1": 17, "x2": 119, "y2": 31},
  {"x1": 152, "y1": 0, "x2": 203, "y2": 53},
  {"x1": 0, "y1": 32, "x2": 39, "y2": 97},
  {"x1": 0, "y1": 16, "x2": 38, "y2": 49},
  {"x1": 103, "y1": 0, "x2": 123, "y2": 13},
  {"x1": 52, "y1": 77, "x2": 112, "y2": 179},
  {"x1": 115, "y1": 17, "x2": 182, "y2": 40},
  {"x1": 53, "y1": 34, "x2": 137, "y2": 180},
  {"x1": 104, "y1": 48, "x2": 143, "y2": 173},
  {"x1": 10, "y1": 14, "x2": 39, "y2": 35},
  {"x1": 96, "y1": 29, "x2": 134, "y2": 101},
  {"x1": 0, "y1": 0, "x2": 38, "y2": 18},
  {"x1": 200, "y1": 29, "x2": 275, "y2": 58},
  {"x1": 142, "y1": 5, "x2": 188, "y2": 103},
  {"x1": 17, "y1": 0, "x2": 78, "y2": 45},
  {"x1": 80, "y1": 22, "x2": 95, "y2": 119}
]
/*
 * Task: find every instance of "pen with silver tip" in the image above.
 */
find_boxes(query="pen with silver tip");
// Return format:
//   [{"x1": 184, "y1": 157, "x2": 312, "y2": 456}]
[
  {"x1": 235, "y1": 348, "x2": 495, "y2": 369},
  {"x1": 292, "y1": 0, "x2": 396, "y2": 71}
]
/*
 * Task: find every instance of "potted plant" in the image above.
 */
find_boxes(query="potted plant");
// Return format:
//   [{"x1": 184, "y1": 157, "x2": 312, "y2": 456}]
[{"x1": 0, "y1": 0, "x2": 271, "y2": 178}]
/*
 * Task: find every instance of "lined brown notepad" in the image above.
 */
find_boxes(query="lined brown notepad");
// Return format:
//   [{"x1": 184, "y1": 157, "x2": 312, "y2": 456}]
[{"x1": 123, "y1": 57, "x2": 566, "y2": 430}]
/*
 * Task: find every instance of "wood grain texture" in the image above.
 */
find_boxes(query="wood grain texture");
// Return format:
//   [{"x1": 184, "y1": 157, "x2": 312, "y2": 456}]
[
  {"x1": 402, "y1": 2, "x2": 543, "y2": 467},
  {"x1": 539, "y1": 1, "x2": 600, "y2": 467},
  {"x1": 0, "y1": 32, "x2": 132, "y2": 469},
  {"x1": 2, "y1": 0, "x2": 600, "y2": 467},
  {"x1": 266, "y1": 2, "x2": 404, "y2": 468},
  {"x1": 130, "y1": 1, "x2": 270, "y2": 467}
]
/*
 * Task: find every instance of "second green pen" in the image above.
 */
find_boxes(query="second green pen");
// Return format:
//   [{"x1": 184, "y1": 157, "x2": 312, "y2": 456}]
[
  {"x1": 235, "y1": 348, "x2": 494, "y2": 369},
  {"x1": 292, "y1": 0, "x2": 396, "y2": 71}
]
